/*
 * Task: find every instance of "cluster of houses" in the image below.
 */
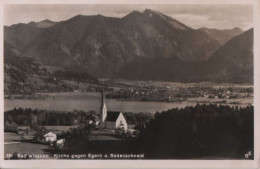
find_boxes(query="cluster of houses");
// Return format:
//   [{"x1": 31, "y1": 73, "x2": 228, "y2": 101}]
[
  {"x1": 206, "y1": 90, "x2": 250, "y2": 100},
  {"x1": 106, "y1": 85, "x2": 253, "y2": 103}
]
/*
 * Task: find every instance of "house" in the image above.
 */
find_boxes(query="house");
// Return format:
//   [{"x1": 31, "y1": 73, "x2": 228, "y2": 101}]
[
  {"x1": 35, "y1": 131, "x2": 57, "y2": 143},
  {"x1": 44, "y1": 132, "x2": 57, "y2": 142},
  {"x1": 100, "y1": 88, "x2": 128, "y2": 130}
]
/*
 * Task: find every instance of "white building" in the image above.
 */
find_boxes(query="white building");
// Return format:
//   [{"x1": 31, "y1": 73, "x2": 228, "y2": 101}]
[
  {"x1": 56, "y1": 138, "x2": 65, "y2": 148},
  {"x1": 43, "y1": 132, "x2": 57, "y2": 142},
  {"x1": 100, "y1": 88, "x2": 128, "y2": 130}
]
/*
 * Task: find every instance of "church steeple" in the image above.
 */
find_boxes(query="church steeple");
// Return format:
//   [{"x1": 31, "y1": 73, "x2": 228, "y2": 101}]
[{"x1": 100, "y1": 87, "x2": 107, "y2": 127}]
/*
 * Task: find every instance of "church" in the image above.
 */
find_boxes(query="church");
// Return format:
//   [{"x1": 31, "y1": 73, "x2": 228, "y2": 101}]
[{"x1": 100, "y1": 88, "x2": 128, "y2": 130}]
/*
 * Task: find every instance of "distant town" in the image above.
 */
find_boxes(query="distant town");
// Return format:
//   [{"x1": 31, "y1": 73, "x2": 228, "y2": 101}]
[
  {"x1": 105, "y1": 83, "x2": 253, "y2": 104},
  {"x1": 5, "y1": 79, "x2": 254, "y2": 106}
]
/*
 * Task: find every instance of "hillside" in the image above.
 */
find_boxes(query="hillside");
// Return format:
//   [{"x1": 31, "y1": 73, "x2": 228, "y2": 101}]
[
  {"x1": 198, "y1": 27, "x2": 244, "y2": 44},
  {"x1": 121, "y1": 28, "x2": 253, "y2": 83},
  {"x1": 4, "y1": 19, "x2": 56, "y2": 50},
  {"x1": 205, "y1": 28, "x2": 253, "y2": 83},
  {"x1": 4, "y1": 41, "x2": 97, "y2": 95}
]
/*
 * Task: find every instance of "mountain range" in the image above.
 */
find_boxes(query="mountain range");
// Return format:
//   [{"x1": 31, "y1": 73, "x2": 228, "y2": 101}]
[{"x1": 4, "y1": 9, "x2": 253, "y2": 92}]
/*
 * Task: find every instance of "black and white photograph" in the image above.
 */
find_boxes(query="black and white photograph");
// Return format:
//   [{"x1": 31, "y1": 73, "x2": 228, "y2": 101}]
[{"x1": 1, "y1": 0, "x2": 259, "y2": 167}]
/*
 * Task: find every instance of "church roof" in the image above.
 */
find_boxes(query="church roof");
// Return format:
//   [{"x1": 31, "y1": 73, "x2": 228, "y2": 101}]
[{"x1": 106, "y1": 111, "x2": 121, "y2": 122}]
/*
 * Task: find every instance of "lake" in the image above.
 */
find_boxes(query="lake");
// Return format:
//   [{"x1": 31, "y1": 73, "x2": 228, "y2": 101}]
[{"x1": 4, "y1": 92, "x2": 197, "y2": 113}]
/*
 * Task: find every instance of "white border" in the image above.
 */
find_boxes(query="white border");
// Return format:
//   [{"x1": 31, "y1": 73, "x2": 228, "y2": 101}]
[{"x1": 0, "y1": 0, "x2": 259, "y2": 168}]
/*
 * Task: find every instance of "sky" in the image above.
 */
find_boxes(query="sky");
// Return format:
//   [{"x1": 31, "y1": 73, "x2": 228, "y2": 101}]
[{"x1": 4, "y1": 4, "x2": 253, "y2": 30}]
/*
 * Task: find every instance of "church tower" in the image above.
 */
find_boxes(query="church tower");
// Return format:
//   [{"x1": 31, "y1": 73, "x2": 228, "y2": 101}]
[{"x1": 100, "y1": 88, "x2": 107, "y2": 127}]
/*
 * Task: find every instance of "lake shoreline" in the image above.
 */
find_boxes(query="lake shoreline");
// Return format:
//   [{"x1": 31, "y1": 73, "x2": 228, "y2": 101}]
[{"x1": 4, "y1": 92, "x2": 253, "y2": 113}]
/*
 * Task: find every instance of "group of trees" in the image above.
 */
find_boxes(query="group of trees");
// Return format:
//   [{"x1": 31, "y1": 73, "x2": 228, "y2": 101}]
[
  {"x1": 136, "y1": 104, "x2": 254, "y2": 159},
  {"x1": 4, "y1": 108, "x2": 153, "y2": 127},
  {"x1": 123, "y1": 112, "x2": 153, "y2": 125},
  {"x1": 4, "y1": 108, "x2": 97, "y2": 126}
]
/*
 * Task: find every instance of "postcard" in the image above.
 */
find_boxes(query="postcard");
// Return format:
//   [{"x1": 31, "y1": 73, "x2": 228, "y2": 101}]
[{"x1": 0, "y1": 0, "x2": 259, "y2": 168}]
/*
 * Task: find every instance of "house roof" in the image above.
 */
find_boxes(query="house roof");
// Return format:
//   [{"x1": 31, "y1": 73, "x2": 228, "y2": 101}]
[
  {"x1": 44, "y1": 132, "x2": 56, "y2": 137},
  {"x1": 106, "y1": 111, "x2": 121, "y2": 122}
]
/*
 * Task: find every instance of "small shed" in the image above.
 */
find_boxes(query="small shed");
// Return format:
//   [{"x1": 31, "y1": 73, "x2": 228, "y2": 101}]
[{"x1": 56, "y1": 138, "x2": 65, "y2": 148}]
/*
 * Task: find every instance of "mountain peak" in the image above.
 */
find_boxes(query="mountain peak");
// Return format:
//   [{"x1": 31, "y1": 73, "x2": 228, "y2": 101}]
[
  {"x1": 141, "y1": 9, "x2": 191, "y2": 31},
  {"x1": 122, "y1": 10, "x2": 142, "y2": 20},
  {"x1": 71, "y1": 14, "x2": 84, "y2": 19},
  {"x1": 143, "y1": 9, "x2": 164, "y2": 17},
  {"x1": 198, "y1": 27, "x2": 245, "y2": 44},
  {"x1": 27, "y1": 21, "x2": 36, "y2": 26},
  {"x1": 232, "y1": 27, "x2": 243, "y2": 32},
  {"x1": 143, "y1": 9, "x2": 154, "y2": 13},
  {"x1": 40, "y1": 19, "x2": 54, "y2": 23},
  {"x1": 35, "y1": 19, "x2": 56, "y2": 28}
]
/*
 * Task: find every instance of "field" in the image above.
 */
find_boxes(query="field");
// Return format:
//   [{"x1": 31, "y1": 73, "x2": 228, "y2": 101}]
[
  {"x1": 4, "y1": 129, "x2": 124, "y2": 159},
  {"x1": 88, "y1": 129, "x2": 122, "y2": 141},
  {"x1": 4, "y1": 126, "x2": 77, "y2": 159},
  {"x1": 4, "y1": 132, "x2": 50, "y2": 157}
]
